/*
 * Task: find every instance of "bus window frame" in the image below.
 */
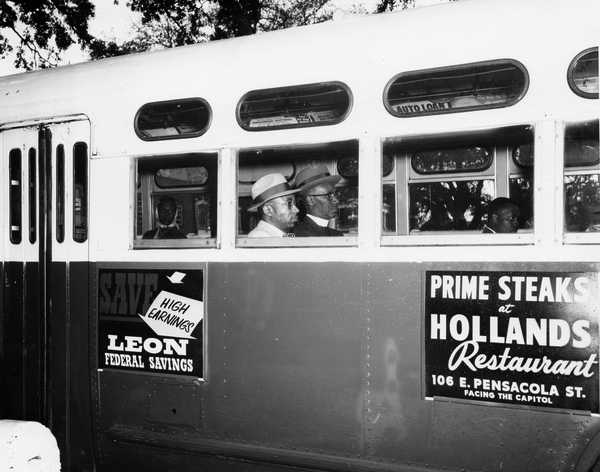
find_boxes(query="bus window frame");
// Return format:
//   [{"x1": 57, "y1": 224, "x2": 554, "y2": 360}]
[
  {"x1": 380, "y1": 126, "x2": 536, "y2": 246},
  {"x1": 236, "y1": 81, "x2": 353, "y2": 132},
  {"x1": 383, "y1": 59, "x2": 529, "y2": 118},
  {"x1": 73, "y1": 142, "x2": 88, "y2": 243},
  {"x1": 236, "y1": 237, "x2": 357, "y2": 248},
  {"x1": 562, "y1": 119, "x2": 600, "y2": 243},
  {"x1": 9, "y1": 148, "x2": 22, "y2": 245},
  {"x1": 134, "y1": 97, "x2": 213, "y2": 142},
  {"x1": 236, "y1": 140, "x2": 359, "y2": 247},
  {"x1": 133, "y1": 152, "x2": 219, "y2": 249},
  {"x1": 28, "y1": 147, "x2": 36, "y2": 244},
  {"x1": 567, "y1": 47, "x2": 599, "y2": 99}
]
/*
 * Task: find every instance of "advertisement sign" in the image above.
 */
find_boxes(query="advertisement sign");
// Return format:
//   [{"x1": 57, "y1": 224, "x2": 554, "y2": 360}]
[
  {"x1": 424, "y1": 270, "x2": 599, "y2": 413},
  {"x1": 98, "y1": 268, "x2": 204, "y2": 378}
]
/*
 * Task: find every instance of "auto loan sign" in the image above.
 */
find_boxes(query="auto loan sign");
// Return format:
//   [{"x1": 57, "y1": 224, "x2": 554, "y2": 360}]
[
  {"x1": 424, "y1": 271, "x2": 600, "y2": 413},
  {"x1": 98, "y1": 268, "x2": 204, "y2": 378}
]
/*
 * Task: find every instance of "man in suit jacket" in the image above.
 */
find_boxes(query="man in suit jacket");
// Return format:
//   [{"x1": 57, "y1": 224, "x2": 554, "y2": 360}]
[{"x1": 293, "y1": 165, "x2": 344, "y2": 237}]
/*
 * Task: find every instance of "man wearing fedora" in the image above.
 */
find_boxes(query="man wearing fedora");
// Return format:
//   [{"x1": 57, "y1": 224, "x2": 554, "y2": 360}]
[
  {"x1": 247, "y1": 173, "x2": 301, "y2": 237},
  {"x1": 293, "y1": 165, "x2": 344, "y2": 237}
]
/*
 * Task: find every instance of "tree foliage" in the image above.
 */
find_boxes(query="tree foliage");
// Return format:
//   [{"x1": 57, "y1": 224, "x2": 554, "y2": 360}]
[
  {"x1": 1, "y1": 0, "x2": 446, "y2": 68},
  {"x1": 127, "y1": 0, "x2": 215, "y2": 47},
  {"x1": 376, "y1": 0, "x2": 415, "y2": 13},
  {"x1": 90, "y1": 0, "x2": 335, "y2": 59},
  {"x1": 0, "y1": 0, "x2": 95, "y2": 70}
]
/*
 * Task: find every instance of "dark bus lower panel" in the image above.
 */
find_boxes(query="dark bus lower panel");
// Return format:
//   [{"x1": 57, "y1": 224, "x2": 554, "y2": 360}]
[
  {"x1": 88, "y1": 260, "x2": 600, "y2": 472},
  {"x1": 4, "y1": 259, "x2": 600, "y2": 471}
]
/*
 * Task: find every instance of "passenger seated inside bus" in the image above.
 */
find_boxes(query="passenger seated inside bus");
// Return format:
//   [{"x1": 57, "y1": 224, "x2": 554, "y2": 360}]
[
  {"x1": 293, "y1": 165, "x2": 344, "y2": 237},
  {"x1": 584, "y1": 199, "x2": 600, "y2": 232},
  {"x1": 246, "y1": 173, "x2": 300, "y2": 238},
  {"x1": 142, "y1": 196, "x2": 188, "y2": 240},
  {"x1": 482, "y1": 197, "x2": 520, "y2": 234},
  {"x1": 238, "y1": 141, "x2": 358, "y2": 239}
]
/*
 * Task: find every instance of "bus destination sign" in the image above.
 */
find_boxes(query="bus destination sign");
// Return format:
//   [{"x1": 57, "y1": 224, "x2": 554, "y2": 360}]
[{"x1": 424, "y1": 270, "x2": 599, "y2": 413}]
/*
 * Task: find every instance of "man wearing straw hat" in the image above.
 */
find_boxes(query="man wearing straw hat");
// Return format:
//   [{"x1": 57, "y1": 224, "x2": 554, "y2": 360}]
[
  {"x1": 293, "y1": 165, "x2": 344, "y2": 237},
  {"x1": 247, "y1": 173, "x2": 301, "y2": 237}
]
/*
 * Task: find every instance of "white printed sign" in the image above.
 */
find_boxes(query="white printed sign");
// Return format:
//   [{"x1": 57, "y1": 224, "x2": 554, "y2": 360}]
[{"x1": 139, "y1": 291, "x2": 203, "y2": 339}]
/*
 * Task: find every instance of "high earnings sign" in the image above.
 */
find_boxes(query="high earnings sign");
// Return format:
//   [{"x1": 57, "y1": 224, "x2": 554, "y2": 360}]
[
  {"x1": 98, "y1": 268, "x2": 204, "y2": 378},
  {"x1": 424, "y1": 270, "x2": 599, "y2": 413}
]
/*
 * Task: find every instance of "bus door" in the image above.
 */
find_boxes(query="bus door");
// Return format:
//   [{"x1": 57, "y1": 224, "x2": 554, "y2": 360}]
[{"x1": 1, "y1": 119, "x2": 93, "y2": 471}]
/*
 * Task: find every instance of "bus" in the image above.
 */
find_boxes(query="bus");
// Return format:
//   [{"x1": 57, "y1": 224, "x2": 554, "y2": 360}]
[{"x1": 0, "y1": 0, "x2": 598, "y2": 470}]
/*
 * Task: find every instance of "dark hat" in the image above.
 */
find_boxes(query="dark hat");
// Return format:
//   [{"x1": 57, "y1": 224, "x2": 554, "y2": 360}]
[
  {"x1": 247, "y1": 173, "x2": 300, "y2": 212},
  {"x1": 295, "y1": 165, "x2": 342, "y2": 194}
]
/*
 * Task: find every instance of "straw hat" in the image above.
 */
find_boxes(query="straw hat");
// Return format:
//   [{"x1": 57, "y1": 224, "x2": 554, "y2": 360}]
[
  {"x1": 247, "y1": 173, "x2": 300, "y2": 212},
  {"x1": 295, "y1": 165, "x2": 342, "y2": 194}
]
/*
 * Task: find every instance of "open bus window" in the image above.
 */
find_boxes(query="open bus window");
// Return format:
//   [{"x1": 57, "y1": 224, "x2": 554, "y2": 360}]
[
  {"x1": 568, "y1": 47, "x2": 598, "y2": 99},
  {"x1": 382, "y1": 125, "x2": 535, "y2": 239},
  {"x1": 237, "y1": 141, "x2": 358, "y2": 245},
  {"x1": 237, "y1": 82, "x2": 352, "y2": 131},
  {"x1": 134, "y1": 98, "x2": 212, "y2": 141},
  {"x1": 384, "y1": 59, "x2": 528, "y2": 118},
  {"x1": 563, "y1": 119, "x2": 600, "y2": 233},
  {"x1": 134, "y1": 153, "x2": 218, "y2": 248}
]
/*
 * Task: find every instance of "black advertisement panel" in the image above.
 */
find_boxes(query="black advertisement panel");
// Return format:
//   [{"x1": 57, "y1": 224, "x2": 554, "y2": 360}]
[
  {"x1": 424, "y1": 270, "x2": 599, "y2": 413},
  {"x1": 97, "y1": 268, "x2": 204, "y2": 378}
]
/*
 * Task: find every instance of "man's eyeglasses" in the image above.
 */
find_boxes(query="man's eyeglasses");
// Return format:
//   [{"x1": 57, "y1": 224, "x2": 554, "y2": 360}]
[{"x1": 308, "y1": 191, "x2": 340, "y2": 201}]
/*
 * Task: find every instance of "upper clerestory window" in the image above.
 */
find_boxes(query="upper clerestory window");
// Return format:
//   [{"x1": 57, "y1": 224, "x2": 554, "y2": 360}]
[
  {"x1": 384, "y1": 59, "x2": 528, "y2": 117},
  {"x1": 237, "y1": 82, "x2": 352, "y2": 131},
  {"x1": 568, "y1": 47, "x2": 598, "y2": 99},
  {"x1": 135, "y1": 98, "x2": 212, "y2": 141}
]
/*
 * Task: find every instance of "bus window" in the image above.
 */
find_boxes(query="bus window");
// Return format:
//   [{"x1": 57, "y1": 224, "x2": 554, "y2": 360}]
[
  {"x1": 9, "y1": 148, "x2": 22, "y2": 244},
  {"x1": 56, "y1": 144, "x2": 65, "y2": 243},
  {"x1": 568, "y1": 47, "x2": 598, "y2": 99},
  {"x1": 134, "y1": 153, "x2": 218, "y2": 248},
  {"x1": 73, "y1": 142, "x2": 88, "y2": 243},
  {"x1": 28, "y1": 148, "x2": 36, "y2": 244},
  {"x1": 384, "y1": 59, "x2": 528, "y2": 118},
  {"x1": 563, "y1": 119, "x2": 600, "y2": 233},
  {"x1": 382, "y1": 125, "x2": 534, "y2": 238},
  {"x1": 237, "y1": 82, "x2": 352, "y2": 131},
  {"x1": 237, "y1": 141, "x2": 358, "y2": 244},
  {"x1": 134, "y1": 98, "x2": 212, "y2": 141}
]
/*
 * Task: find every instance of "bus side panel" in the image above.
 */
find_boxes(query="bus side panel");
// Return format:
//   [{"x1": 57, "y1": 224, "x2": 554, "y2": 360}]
[
  {"x1": 0, "y1": 260, "x2": 45, "y2": 421},
  {"x1": 0, "y1": 261, "x2": 3, "y2": 414},
  {"x1": 1, "y1": 261, "x2": 24, "y2": 419},
  {"x1": 205, "y1": 262, "x2": 363, "y2": 450},
  {"x1": 365, "y1": 262, "x2": 600, "y2": 472},
  {"x1": 68, "y1": 261, "x2": 94, "y2": 470},
  {"x1": 91, "y1": 261, "x2": 600, "y2": 472},
  {"x1": 2, "y1": 261, "x2": 26, "y2": 419},
  {"x1": 92, "y1": 261, "x2": 364, "y2": 472},
  {"x1": 49, "y1": 260, "x2": 94, "y2": 471},
  {"x1": 24, "y1": 261, "x2": 42, "y2": 422}
]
